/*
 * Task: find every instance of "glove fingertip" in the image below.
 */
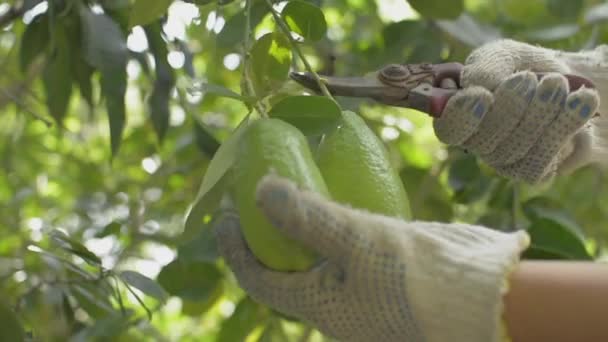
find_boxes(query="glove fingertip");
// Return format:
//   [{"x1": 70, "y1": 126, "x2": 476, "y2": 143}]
[{"x1": 435, "y1": 87, "x2": 493, "y2": 145}]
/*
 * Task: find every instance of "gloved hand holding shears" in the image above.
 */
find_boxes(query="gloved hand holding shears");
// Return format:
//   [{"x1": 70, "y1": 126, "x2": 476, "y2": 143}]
[
  {"x1": 291, "y1": 39, "x2": 606, "y2": 183},
  {"x1": 216, "y1": 40, "x2": 608, "y2": 342}
]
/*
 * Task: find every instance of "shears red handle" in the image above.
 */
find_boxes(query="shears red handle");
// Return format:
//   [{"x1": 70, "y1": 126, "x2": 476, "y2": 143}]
[{"x1": 290, "y1": 62, "x2": 595, "y2": 117}]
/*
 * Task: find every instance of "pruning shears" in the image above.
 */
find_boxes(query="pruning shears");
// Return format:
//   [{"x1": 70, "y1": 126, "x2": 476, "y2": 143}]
[{"x1": 289, "y1": 62, "x2": 595, "y2": 117}]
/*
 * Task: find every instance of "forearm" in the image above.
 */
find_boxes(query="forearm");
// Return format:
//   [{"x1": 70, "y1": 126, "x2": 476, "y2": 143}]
[{"x1": 504, "y1": 261, "x2": 608, "y2": 342}]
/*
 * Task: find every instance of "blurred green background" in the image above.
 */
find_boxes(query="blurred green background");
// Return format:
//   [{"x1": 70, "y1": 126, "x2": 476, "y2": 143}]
[{"x1": 2, "y1": 0, "x2": 608, "y2": 340}]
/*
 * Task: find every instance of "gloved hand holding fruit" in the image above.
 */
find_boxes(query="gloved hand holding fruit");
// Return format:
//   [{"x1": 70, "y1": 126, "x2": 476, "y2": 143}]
[{"x1": 205, "y1": 39, "x2": 608, "y2": 342}]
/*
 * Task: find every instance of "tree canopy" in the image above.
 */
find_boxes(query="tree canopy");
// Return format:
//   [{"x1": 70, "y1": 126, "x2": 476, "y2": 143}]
[{"x1": 2, "y1": 0, "x2": 608, "y2": 340}]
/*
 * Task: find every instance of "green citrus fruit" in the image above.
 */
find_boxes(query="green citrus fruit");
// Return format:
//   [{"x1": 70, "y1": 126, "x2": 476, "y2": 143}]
[
  {"x1": 233, "y1": 118, "x2": 329, "y2": 271},
  {"x1": 316, "y1": 111, "x2": 411, "y2": 219}
]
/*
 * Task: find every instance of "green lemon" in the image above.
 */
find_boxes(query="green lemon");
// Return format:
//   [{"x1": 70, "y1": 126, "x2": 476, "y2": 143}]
[
  {"x1": 316, "y1": 111, "x2": 411, "y2": 219},
  {"x1": 233, "y1": 118, "x2": 329, "y2": 271}
]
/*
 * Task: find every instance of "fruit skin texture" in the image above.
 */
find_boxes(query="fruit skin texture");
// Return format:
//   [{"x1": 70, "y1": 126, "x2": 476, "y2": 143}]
[
  {"x1": 316, "y1": 111, "x2": 412, "y2": 220},
  {"x1": 233, "y1": 118, "x2": 329, "y2": 271}
]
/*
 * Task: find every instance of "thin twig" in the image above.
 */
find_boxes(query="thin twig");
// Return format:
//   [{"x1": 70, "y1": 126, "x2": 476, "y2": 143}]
[
  {"x1": 265, "y1": 0, "x2": 335, "y2": 101},
  {"x1": 122, "y1": 279, "x2": 153, "y2": 320},
  {"x1": 0, "y1": 87, "x2": 53, "y2": 127}
]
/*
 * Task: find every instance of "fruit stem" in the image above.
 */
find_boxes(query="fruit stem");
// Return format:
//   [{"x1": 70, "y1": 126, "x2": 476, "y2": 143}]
[{"x1": 265, "y1": 0, "x2": 337, "y2": 103}]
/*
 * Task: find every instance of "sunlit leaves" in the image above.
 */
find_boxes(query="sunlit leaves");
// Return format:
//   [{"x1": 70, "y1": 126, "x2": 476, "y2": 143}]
[
  {"x1": 183, "y1": 117, "x2": 250, "y2": 241},
  {"x1": 268, "y1": 96, "x2": 341, "y2": 135},
  {"x1": 408, "y1": 0, "x2": 464, "y2": 19},
  {"x1": 217, "y1": 2, "x2": 269, "y2": 48},
  {"x1": 50, "y1": 230, "x2": 101, "y2": 266},
  {"x1": 129, "y1": 0, "x2": 173, "y2": 28},
  {"x1": 281, "y1": 1, "x2": 327, "y2": 41},
  {"x1": 69, "y1": 282, "x2": 115, "y2": 319},
  {"x1": 217, "y1": 297, "x2": 269, "y2": 342},
  {"x1": 249, "y1": 32, "x2": 292, "y2": 96},
  {"x1": 80, "y1": 6, "x2": 128, "y2": 156}
]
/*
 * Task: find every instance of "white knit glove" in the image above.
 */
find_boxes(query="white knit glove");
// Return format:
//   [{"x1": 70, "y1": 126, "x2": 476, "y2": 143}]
[
  {"x1": 434, "y1": 39, "x2": 604, "y2": 183},
  {"x1": 216, "y1": 176, "x2": 529, "y2": 342}
]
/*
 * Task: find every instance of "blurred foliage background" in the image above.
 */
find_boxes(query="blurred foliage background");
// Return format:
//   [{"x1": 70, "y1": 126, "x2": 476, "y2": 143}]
[{"x1": 2, "y1": 0, "x2": 608, "y2": 340}]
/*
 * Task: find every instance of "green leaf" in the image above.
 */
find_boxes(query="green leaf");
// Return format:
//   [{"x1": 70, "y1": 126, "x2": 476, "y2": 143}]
[
  {"x1": 249, "y1": 32, "x2": 292, "y2": 96},
  {"x1": 258, "y1": 319, "x2": 289, "y2": 342},
  {"x1": 70, "y1": 283, "x2": 115, "y2": 318},
  {"x1": 268, "y1": 96, "x2": 341, "y2": 135},
  {"x1": 145, "y1": 24, "x2": 175, "y2": 144},
  {"x1": 0, "y1": 301, "x2": 25, "y2": 342},
  {"x1": 408, "y1": 0, "x2": 464, "y2": 19},
  {"x1": 129, "y1": 0, "x2": 173, "y2": 28},
  {"x1": 399, "y1": 166, "x2": 453, "y2": 222},
  {"x1": 71, "y1": 311, "x2": 134, "y2": 341},
  {"x1": 525, "y1": 24, "x2": 579, "y2": 42},
  {"x1": 198, "y1": 83, "x2": 252, "y2": 103},
  {"x1": 182, "y1": 117, "x2": 250, "y2": 241},
  {"x1": 526, "y1": 218, "x2": 592, "y2": 260},
  {"x1": 72, "y1": 56, "x2": 95, "y2": 108},
  {"x1": 522, "y1": 245, "x2": 571, "y2": 260},
  {"x1": 448, "y1": 154, "x2": 492, "y2": 204},
  {"x1": 522, "y1": 197, "x2": 584, "y2": 238},
  {"x1": 79, "y1": 8, "x2": 128, "y2": 72},
  {"x1": 501, "y1": 0, "x2": 547, "y2": 24},
  {"x1": 547, "y1": 0, "x2": 583, "y2": 19},
  {"x1": 101, "y1": 68, "x2": 127, "y2": 157},
  {"x1": 157, "y1": 258, "x2": 223, "y2": 302},
  {"x1": 218, "y1": 297, "x2": 269, "y2": 342},
  {"x1": 585, "y1": 2, "x2": 608, "y2": 23},
  {"x1": 96, "y1": 221, "x2": 122, "y2": 238},
  {"x1": 193, "y1": 119, "x2": 221, "y2": 157},
  {"x1": 435, "y1": 14, "x2": 501, "y2": 47},
  {"x1": 50, "y1": 230, "x2": 102, "y2": 266},
  {"x1": 42, "y1": 23, "x2": 73, "y2": 123},
  {"x1": 177, "y1": 223, "x2": 219, "y2": 263},
  {"x1": 120, "y1": 270, "x2": 168, "y2": 302},
  {"x1": 217, "y1": 3, "x2": 269, "y2": 48},
  {"x1": 281, "y1": 1, "x2": 327, "y2": 41},
  {"x1": 19, "y1": 13, "x2": 49, "y2": 72}
]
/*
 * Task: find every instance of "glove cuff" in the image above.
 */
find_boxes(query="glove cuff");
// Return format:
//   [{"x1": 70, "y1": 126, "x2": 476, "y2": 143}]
[{"x1": 406, "y1": 223, "x2": 529, "y2": 342}]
